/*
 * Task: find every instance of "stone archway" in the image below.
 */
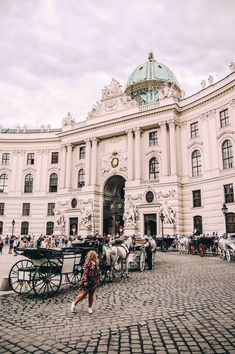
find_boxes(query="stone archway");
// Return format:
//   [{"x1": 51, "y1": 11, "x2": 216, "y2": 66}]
[{"x1": 103, "y1": 175, "x2": 126, "y2": 236}]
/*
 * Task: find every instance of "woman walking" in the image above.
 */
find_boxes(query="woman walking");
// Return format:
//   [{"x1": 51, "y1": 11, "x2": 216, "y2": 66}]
[{"x1": 71, "y1": 250, "x2": 100, "y2": 314}]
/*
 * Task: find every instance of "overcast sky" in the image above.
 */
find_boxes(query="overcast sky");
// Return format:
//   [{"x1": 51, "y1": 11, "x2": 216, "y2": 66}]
[{"x1": 0, "y1": 0, "x2": 234, "y2": 129}]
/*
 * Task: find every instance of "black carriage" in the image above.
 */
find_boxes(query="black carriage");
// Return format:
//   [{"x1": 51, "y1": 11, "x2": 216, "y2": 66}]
[
  {"x1": 153, "y1": 235, "x2": 175, "y2": 252},
  {"x1": 189, "y1": 235, "x2": 218, "y2": 257},
  {"x1": 8, "y1": 236, "x2": 107, "y2": 297}
]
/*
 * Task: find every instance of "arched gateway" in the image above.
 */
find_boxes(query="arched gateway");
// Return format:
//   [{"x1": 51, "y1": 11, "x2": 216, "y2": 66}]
[{"x1": 103, "y1": 175, "x2": 125, "y2": 236}]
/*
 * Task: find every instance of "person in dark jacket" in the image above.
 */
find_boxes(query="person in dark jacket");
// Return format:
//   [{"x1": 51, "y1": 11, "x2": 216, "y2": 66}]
[{"x1": 144, "y1": 236, "x2": 153, "y2": 270}]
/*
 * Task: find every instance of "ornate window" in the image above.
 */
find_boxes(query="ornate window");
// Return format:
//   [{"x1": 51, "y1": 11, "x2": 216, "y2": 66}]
[
  {"x1": 192, "y1": 190, "x2": 201, "y2": 207},
  {"x1": 2, "y1": 153, "x2": 10, "y2": 165},
  {"x1": 0, "y1": 203, "x2": 5, "y2": 215},
  {"x1": 222, "y1": 140, "x2": 233, "y2": 169},
  {"x1": 22, "y1": 203, "x2": 30, "y2": 216},
  {"x1": 51, "y1": 152, "x2": 59, "y2": 164},
  {"x1": 149, "y1": 131, "x2": 158, "y2": 146},
  {"x1": 224, "y1": 183, "x2": 234, "y2": 203},
  {"x1": 192, "y1": 150, "x2": 202, "y2": 177},
  {"x1": 24, "y1": 174, "x2": 33, "y2": 193},
  {"x1": 220, "y1": 109, "x2": 229, "y2": 128},
  {"x1": 47, "y1": 203, "x2": 55, "y2": 216},
  {"x1": 78, "y1": 169, "x2": 85, "y2": 187},
  {"x1": 49, "y1": 173, "x2": 58, "y2": 192},
  {"x1": 79, "y1": 146, "x2": 86, "y2": 159},
  {"x1": 193, "y1": 215, "x2": 203, "y2": 235},
  {"x1": 190, "y1": 122, "x2": 199, "y2": 138},
  {"x1": 46, "y1": 221, "x2": 54, "y2": 235},
  {"x1": 0, "y1": 221, "x2": 3, "y2": 234},
  {"x1": 27, "y1": 153, "x2": 35, "y2": 165},
  {"x1": 21, "y1": 221, "x2": 29, "y2": 235},
  {"x1": 149, "y1": 157, "x2": 159, "y2": 180},
  {"x1": 0, "y1": 173, "x2": 8, "y2": 193}
]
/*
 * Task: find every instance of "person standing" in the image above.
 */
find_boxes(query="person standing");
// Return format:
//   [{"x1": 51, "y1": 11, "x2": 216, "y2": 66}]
[
  {"x1": 71, "y1": 250, "x2": 100, "y2": 314},
  {"x1": 0, "y1": 236, "x2": 4, "y2": 254},
  {"x1": 144, "y1": 236, "x2": 153, "y2": 270}
]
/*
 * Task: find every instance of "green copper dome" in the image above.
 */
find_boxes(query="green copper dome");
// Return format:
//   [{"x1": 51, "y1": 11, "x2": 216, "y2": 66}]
[{"x1": 125, "y1": 52, "x2": 181, "y2": 105}]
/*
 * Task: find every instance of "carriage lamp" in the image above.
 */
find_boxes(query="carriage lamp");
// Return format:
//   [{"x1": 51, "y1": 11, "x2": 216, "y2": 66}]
[
  {"x1": 12, "y1": 219, "x2": 15, "y2": 237},
  {"x1": 222, "y1": 203, "x2": 228, "y2": 234},
  {"x1": 160, "y1": 212, "x2": 165, "y2": 237}
]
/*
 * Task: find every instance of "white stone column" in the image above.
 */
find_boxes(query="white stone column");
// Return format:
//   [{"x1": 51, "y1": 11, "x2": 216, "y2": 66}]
[
  {"x1": 35, "y1": 150, "x2": 42, "y2": 192},
  {"x1": 16, "y1": 152, "x2": 24, "y2": 192},
  {"x1": 134, "y1": 127, "x2": 141, "y2": 180},
  {"x1": 201, "y1": 116, "x2": 210, "y2": 173},
  {"x1": 65, "y1": 144, "x2": 73, "y2": 189},
  {"x1": 10, "y1": 151, "x2": 18, "y2": 192},
  {"x1": 85, "y1": 139, "x2": 91, "y2": 186},
  {"x1": 41, "y1": 150, "x2": 48, "y2": 192},
  {"x1": 59, "y1": 144, "x2": 66, "y2": 189},
  {"x1": 160, "y1": 121, "x2": 168, "y2": 176},
  {"x1": 91, "y1": 137, "x2": 98, "y2": 185},
  {"x1": 180, "y1": 122, "x2": 188, "y2": 177},
  {"x1": 169, "y1": 120, "x2": 177, "y2": 176},
  {"x1": 126, "y1": 129, "x2": 134, "y2": 180}
]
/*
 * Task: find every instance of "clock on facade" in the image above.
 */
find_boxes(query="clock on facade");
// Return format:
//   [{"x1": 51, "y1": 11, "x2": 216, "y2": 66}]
[{"x1": 111, "y1": 157, "x2": 119, "y2": 168}]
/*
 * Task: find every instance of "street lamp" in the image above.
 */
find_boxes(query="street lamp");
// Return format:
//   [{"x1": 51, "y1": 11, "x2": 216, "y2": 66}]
[
  {"x1": 12, "y1": 219, "x2": 15, "y2": 237},
  {"x1": 221, "y1": 202, "x2": 228, "y2": 235},
  {"x1": 160, "y1": 212, "x2": 165, "y2": 237}
]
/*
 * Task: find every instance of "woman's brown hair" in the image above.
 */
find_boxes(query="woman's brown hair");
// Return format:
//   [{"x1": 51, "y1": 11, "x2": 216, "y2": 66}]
[{"x1": 86, "y1": 250, "x2": 99, "y2": 265}]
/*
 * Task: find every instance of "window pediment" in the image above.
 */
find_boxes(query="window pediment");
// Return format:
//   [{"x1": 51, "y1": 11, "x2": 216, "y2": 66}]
[
  {"x1": 187, "y1": 140, "x2": 203, "y2": 151},
  {"x1": 217, "y1": 130, "x2": 234, "y2": 142}
]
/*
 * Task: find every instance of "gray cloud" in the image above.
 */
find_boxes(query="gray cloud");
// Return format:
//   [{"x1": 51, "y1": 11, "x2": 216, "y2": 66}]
[{"x1": 0, "y1": 0, "x2": 234, "y2": 128}]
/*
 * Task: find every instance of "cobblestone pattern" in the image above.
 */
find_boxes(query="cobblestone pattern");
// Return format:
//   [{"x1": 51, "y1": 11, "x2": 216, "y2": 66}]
[{"x1": 0, "y1": 252, "x2": 235, "y2": 353}]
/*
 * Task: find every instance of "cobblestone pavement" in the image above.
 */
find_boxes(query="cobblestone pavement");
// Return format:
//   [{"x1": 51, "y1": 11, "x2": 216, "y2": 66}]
[{"x1": 0, "y1": 252, "x2": 235, "y2": 354}]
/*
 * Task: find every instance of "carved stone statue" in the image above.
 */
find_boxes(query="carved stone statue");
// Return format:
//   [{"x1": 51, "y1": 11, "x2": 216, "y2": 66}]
[
  {"x1": 62, "y1": 112, "x2": 75, "y2": 126},
  {"x1": 80, "y1": 207, "x2": 92, "y2": 229},
  {"x1": 201, "y1": 80, "x2": 206, "y2": 89},
  {"x1": 123, "y1": 202, "x2": 138, "y2": 227},
  {"x1": 160, "y1": 204, "x2": 176, "y2": 224},
  {"x1": 208, "y1": 75, "x2": 214, "y2": 85}
]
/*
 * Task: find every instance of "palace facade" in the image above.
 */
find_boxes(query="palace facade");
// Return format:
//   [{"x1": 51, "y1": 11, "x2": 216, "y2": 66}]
[{"x1": 1, "y1": 53, "x2": 235, "y2": 237}]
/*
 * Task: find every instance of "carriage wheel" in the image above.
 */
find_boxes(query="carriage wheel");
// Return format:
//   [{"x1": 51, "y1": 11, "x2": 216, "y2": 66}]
[
  {"x1": 8, "y1": 259, "x2": 35, "y2": 294},
  {"x1": 66, "y1": 264, "x2": 82, "y2": 286},
  {"x1": 198, "y1": 244, "x2": 205, "y2": 257},
  {"x1": 189, "y1": 245, "x2": 195, "y2": 255},
  {"x1": 32, "y1": 260, "x2": 62, "y2": 297},
  {"x1": 226, "y1": 249, "x2": 231, "y2": 262},
  {"x1": 211, "y1": 244, "x2": 218, "y2": 257},
  {"x1": 139, "y1": 251, "x2": 145, "y2": 272},
  {"x1": 161, "y1": 242, "x2": 167, "y2": 252}
]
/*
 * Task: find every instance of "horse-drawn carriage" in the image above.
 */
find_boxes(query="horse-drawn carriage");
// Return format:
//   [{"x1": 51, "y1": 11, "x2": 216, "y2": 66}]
[
  {"x1": 126, "y1": 239, "x2": 146, "y2": 272},
  {"x1": 153, "y1": 235, "x2": 176, "y2": 252},
  {"x1": 218, "y1": 233, "x2": 235, "y2": 262},
  {"x1": 8, "y1": 236, "x2": 107, "y2": 297},
  {"x1": 189, "y1": 235, "x2": 218, "y2": 257}
]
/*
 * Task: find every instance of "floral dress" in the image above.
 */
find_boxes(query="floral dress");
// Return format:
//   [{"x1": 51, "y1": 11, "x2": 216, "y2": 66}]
[{"x1": 80, "y1": 259, "x2": 100, "y2": 292}]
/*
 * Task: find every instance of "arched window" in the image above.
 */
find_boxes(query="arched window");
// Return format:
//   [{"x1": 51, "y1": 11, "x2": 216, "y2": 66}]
[
  {"x1": 46, "y1": 221, "x2": 54, "y2": 235},
  {"x1": 49, "y1": 173, "x2": 58, "y2": 192},
  {"x1": 193, "y1": 215, "x2": 203, "y2": 235},
  {"x1": 21, "y1": 221, "x2": 29, "y2": 235},
  {"x1": 0, "y1": 221, "x2": 3, "y2": 234},
  {"x1": 0, "y1": 173, "x2": 8, "y2": 193},
  {"x1": 222, "y1": 140, "x2": 233, "y2": 169},
  {"x1": 24, "y1": 174, "x2": 33, "y2": 193},
  {"x1": 192, "y1": 150, "x2": 202, "y2": 177},
  {"x1": 149, "y1": 157, "x2": 159, "y2": 180},
  {"x1": 78, "y1": 169, "x2": 85, "y2": 187}
]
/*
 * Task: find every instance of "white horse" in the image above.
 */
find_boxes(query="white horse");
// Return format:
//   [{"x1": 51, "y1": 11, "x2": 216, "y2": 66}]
[
  {"x1": 218, "y1": 234, "x2": 228, "y2": 259},
  {"x1": 104, "y1": 236, "x2": 133, "y2": 279},
  {"x1": 178, "y1": 235, "x2": 191, "y2": 254}
]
